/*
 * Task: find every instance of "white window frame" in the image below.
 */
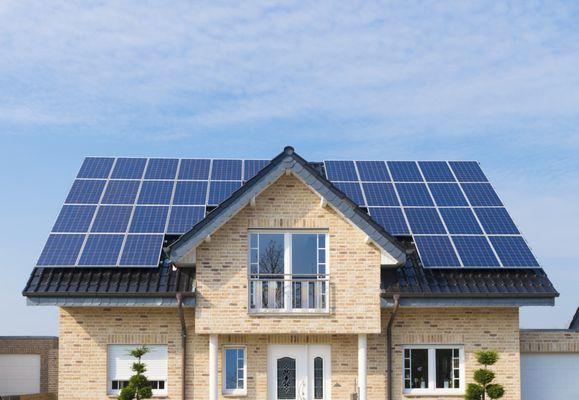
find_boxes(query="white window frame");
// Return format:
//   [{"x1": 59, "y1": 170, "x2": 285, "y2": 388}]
[
  {"x1": 248, "y1": 230, "x2": 330, "y2": 314},
  {"x1": 107, "y1": 344, "x2": 168, "y2": 397},
  {"x1": 222, "y1": 346, "x2": 247, "y2": 396},
  {"x1": 402, "y1": 345, "x2": 465, "y2": 396}
]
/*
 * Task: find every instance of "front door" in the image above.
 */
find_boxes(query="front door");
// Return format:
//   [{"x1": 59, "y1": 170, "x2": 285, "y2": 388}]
[{"x1": 268, "y1": 345, "x2": 331, "y2": 400}]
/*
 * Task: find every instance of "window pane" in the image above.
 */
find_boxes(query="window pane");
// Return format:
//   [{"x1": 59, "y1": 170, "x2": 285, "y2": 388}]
[
  {"x1": 410, "y1": 349, "x2": 429, "y2": 389},
  {"x1": 225, "y1": 349, "x2": 238, "y2": 389},
  {"x1": 258, "y1": 234, "x2": 284, "y2": 274},
  {"x1": 436, "y1": 349, "x2": 453, "y2": 388},
  {"x1": 292, "y1": 234, "x2": 317, "y2": 275}
]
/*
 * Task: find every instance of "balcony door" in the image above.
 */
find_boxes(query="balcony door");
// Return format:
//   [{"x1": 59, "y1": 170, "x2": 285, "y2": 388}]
[{"x1": 268, "y1": 345, "x2": 331, "y2": 400}]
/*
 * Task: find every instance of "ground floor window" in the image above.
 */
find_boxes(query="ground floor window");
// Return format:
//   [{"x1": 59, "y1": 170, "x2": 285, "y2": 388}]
[
  {"x1": 107, "y1": 344, "x2": 168, "y2": 396},
  {"x1": 223, "y1": 346, "x2": 247, "y2": 396},
  {"x1": 403, "y1": 345, "x2": 464, "y2": 394}
]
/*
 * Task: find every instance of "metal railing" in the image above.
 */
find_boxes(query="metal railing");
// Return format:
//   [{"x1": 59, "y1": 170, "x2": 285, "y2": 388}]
[{"x1": 248, "y1": 274, "x2": 329, "y2": 313}]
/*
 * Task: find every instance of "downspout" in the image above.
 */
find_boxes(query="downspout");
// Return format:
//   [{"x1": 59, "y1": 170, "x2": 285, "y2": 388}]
[
  {"x1": 176, "y1": 293, "x2": 190, "y2": 400},
  {"x1": 386, "y1": 294, "x2": 400, "y2": 400}
]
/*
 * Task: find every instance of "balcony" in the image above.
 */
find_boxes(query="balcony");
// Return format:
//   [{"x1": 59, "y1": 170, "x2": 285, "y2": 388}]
[{"x1": 248, "y1": 274, "x2": 329, "y2": 314}]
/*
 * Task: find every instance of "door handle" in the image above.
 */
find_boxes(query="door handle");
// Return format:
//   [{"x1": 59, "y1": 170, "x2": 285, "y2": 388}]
[{"x1": 299, "y1": 380, "x2": 306, "y2": 400}]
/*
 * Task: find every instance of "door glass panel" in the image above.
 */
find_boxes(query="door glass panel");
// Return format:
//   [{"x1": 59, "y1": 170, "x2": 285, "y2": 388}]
[
  {"x1": 314, "y1": 356, "x2": 323, "y2": 399},
  {"x1": 277, "y1": 357, "x2": 296, "y2": 399},
  {"x1": 436, "y1": 349, "x2": 453, "y2": 388}
]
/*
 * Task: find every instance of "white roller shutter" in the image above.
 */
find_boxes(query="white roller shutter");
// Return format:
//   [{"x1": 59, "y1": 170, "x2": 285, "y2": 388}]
[
  {"x1": 107, "y1": 345, "x2": 167, "y2": 395},
  {"x1": 521, "y1": 353, "x2": 579, "y2": 399},
  {"x1": 0, "y1": 354, "x2": 41, "y2": 396}
]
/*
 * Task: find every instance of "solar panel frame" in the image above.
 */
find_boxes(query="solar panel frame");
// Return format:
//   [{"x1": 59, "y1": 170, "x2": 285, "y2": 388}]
[
  {"x1": 52, "y1": 205, "x2": 96, "y2": 233},
  {"x1": 333, "y1": 182, "x2": 365, "y2": 206},
  {"x1": 101, "y1": 180, "x2": 141, "y2": 205},
  {"x1": 356, "y1": 161, "x2": 391, "y2": 182},
  {"x1": 418, "y1": 161, "x2": 456, "y2": 182},
  {"x1": 137, "y1": 181, "x2": 175, "y2": 205},
  {"x1": 167, "y1": 206, "x2": 206, "y2": 234},
  {"x1": 396, "y1": 183, "x2": 435, "y2": 206},
  {"x1": 368, "y1": 207, "x2": 410, "y2": 236},
  {"x1": 110, "y1": 158, "x2": 147, "y2": 179},
  {"x1": 449, "y1": 161, "x2": 488, "y2": 182},
  {"x1": 438, "y1": 208, "x2": 483, "y2": 234},
  {"x1": 244, "y1": 159, "x2": 269, "y2": 181},
  {"x1": 387, "y1": 161, "x2": 423, "y2": 182},
  {"x1": 362, "y1": 183, "x2": 400, "y2": 207},
  {"x1": 452, "y1": 235, "x2": 500, "y2": 267},
  {"x1": 77, "y1": 157, "x2": 114, "y2": 179},
  {"x1": 404, "y1": 208, "x2": 447, "y2": 234},
  {"x1": 461, "y1": 183, "x2": 504, "y2": 207},
  {"x1": 144, "y1": 158, "x2": 178, "y2": 180},
  {"x1": 173, "y1": 181, "x2": 209, "y2": 205},
  {"x1": 119, "y1": 234, "x2": 165, "y2": 267},
  {"x1": 474, "y1": 208, "x2": 520, "y2": 234},
  {"x1": 65, "y1": 180, "x2": 106, "y2": 204},
  {"x1": 207, "y1": 181, "x2": 242, "y2": 205},
  {"x1": 428, "y1": 183, "x2": 469, "y2": 206},
  {"x1": 90, "y1": 206, "x2": 133, "y2": 233},
  {"x1": 178, "y1": 159, "x2": 211, "y2": 180},
  {"x1": 414, "y1": 236, "x2": 461, "y2": 267},
  {"x1": 129, "y1": 206, "x2": 169, "y2": 233},
  {"x1": 37, "y1": 234, "x2": 86, "y2": 266},
  {"x1": 211, "y1": 159, "x2": 242, "y2": 181},
  {"x1": 77, "y1": 234, "x2": 124, "y2": 266},
  {"x1": 489, "y1": 236, "x2": 539, "y2": 267}
]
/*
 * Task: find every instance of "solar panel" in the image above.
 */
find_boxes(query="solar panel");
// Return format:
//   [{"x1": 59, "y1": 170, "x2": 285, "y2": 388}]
[
  {"x1": 439, "y1": 208, "x2": 482, "y2": 234},
  {"x1": 78, "y1": 234, "x2": 124, "y2": 266},
  {"x1": 428, "y1": 183, "x2": 468, "y2": 206},
  {"x1": 52, "y1": 205, "x2": 96, "y2": 233},
  {"x1": 129, "y1": 206, "x2": 169, "y2": 233},
  {"x1": 144, "y1": 158, "x2": 178, "y2": 179},
  {"x1": 101, "y1": 180, "x2": 140, "y2": 204},
  {"x1": 418, "y1": 161, "x2": 455, "y2": 182},
  {"x1": 178, "y1": 159, "x2": 210, "y2": 180},
  {"x1": 461, "y1": 183, "x2": 503, "y2": 206},
  {"x1": 37, "y1": 234, "x2": 85, "y2": 266},
  {"x1": 208, "y1": 181, "x2": 241, "y2": 205},
  {"x1": 38, "y1": 156, "x2": 539, "y2": 269},
  {"x1": 395, "y1": 183, "x2": 434, "y2": 206},
  {"x1": 362, "y1": 183, "x2": 399, "y2": 206},
  {"x1": 65, "y1": 180, "x2": 106, "y2": 204},
  {"x1": 137, "y1": 181, "x2": 174, "y2": 205},
  {"x1": 474, "y1": 208, "x2": 519, "y2": 234},
  {"x1": 119, "y1": 235, "x2": 164, "y2": 266},
  {"x1": 449, "y1": 161, "x2": 488, "y2": 182},
  {"x1": 452, "y1": 236, "x2": 499, "y2": 267},
  {"x1": 324, "y1": 161, "x2": 358, "y2": 181},
  {"x1": 414, "y1": 236, "x2": 461, "y2": 267},
  {"x1": 167, "y1": 206, "x2": 205, "y2": 234},
  {"x1": 111, "y1": 158, "x2": 147, "y2": 179},
  {"x1": 489, "y1": 236, "x2": 539, "y2": 267},
  {"x1": 356, "y1": 161, "x2": 390, "y2": 181},
  {"x1": 91, "y1": 206, "x2": 132, "y2": 233},
  {"x1": 173, "y1": 181, "x2": 208, "y2": 205},
  {"x1": 77, "y1": 157, "x2": 114, "y2": 179},
  {"x1": 404, "y1": 208, "x2": 446, "y2": 234},
  {"x1": 387, "y1": 161, "x2": 423, "y2": 182},
  {"x1": 244, "y1": 159, "x2": 269, "y2": 181},
  {"x1": 369, "y1": 207, "x2": 410, "y2": 235},
  {"x1": 333, "y1": 182, "x2": 365, "y2": 206},
  {"x1": 211, "y1": 159, "x2": 242, "y2": 181}
]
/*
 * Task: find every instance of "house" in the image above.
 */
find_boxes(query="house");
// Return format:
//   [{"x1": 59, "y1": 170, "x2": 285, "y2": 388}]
[{"x1": 22, "y1": 146, "x2": 562, "y2": 400}]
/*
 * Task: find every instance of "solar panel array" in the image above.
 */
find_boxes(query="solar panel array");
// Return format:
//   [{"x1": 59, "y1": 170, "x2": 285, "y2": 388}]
[
  {"x1": 324, "y1": 160, "x2": 539, "y2": 269},
  {"x1": 36, "y1": 156, "x2": 540, "y2": 269},
  {"x1": 37, "y1": 157, "x2": 268, "y2": 267}
]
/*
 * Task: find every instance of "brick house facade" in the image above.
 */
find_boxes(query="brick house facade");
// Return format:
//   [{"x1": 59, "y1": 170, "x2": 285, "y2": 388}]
[{"x1": 23, "y1": 147, "x2": 559, "y2": 399}]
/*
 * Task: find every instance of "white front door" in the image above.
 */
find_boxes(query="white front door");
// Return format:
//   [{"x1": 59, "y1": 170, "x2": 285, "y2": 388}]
[{"x1": 268, "y1": 345, "x2": 331, "y2": 400}]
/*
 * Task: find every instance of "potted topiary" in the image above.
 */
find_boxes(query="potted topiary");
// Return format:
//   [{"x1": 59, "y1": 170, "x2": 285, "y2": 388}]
[
  {"x1": 465, "y1": 350, "x2": 505, "y2": 400},
  {"x1": 118, "y1": 346, "x2": 153, "y2": 400}
]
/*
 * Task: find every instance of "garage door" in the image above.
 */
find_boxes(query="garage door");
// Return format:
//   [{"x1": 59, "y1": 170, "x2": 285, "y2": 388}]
[
  {"x1": 521, "y1": 353, "x2": 579, "y2": 399},
  {"x1": 0, "y1": 354, "x2": 41, "y2": 396}
]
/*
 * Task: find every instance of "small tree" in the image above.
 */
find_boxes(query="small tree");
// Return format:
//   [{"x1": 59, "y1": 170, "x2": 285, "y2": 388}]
[
  {"x1": 118, "y1": 346, "x2": 153, "y2": 400},
  {"x1": 465, "y1": 350, "x2": 505, "y2": 400}
]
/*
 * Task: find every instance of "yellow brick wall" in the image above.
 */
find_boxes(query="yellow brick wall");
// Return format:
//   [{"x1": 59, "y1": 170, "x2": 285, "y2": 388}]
[
  {"x1": 58, "y1": 307, "x2": 521, "y2": 400},
  {"x1": 520, "y1": 329, "x2": 579, "y2": 352},
  {"x1": 192, "y1": 173, "x2": 382, "y2": 334}
]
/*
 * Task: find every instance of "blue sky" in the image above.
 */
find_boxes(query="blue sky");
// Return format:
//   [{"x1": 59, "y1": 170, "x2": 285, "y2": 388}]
[{"x1": 0, "y1": 1, "x2": 578, "y2": 335}]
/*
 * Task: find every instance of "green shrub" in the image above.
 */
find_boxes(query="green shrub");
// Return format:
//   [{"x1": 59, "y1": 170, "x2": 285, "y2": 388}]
[
  {"x1": 486, "y1": 384, "x2": 505, "y2": 399},
  {"x1": 476, "y1": 350, "x2": 499, "y2": 366},
  {"x1": 465, "y1": 383, "x2": 485, "y2": 400},
  {"x1": 473, "y1": 369, "x2": 495, "y2": 385},
  {"x1": 117, "y1": 346, "x2": 153, "y2": 400},
  {"x1": 464, "y1": 350, "x2": 504, "y2": 400}
]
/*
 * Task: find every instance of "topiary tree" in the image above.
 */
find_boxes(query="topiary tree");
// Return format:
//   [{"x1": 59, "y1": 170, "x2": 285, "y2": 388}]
[
  {"x1": 465, "y1": 350, "x2": 505, "y2": 400},
  {"x1": 118, "y1": 346, "x2": 153, "y2": 400}
]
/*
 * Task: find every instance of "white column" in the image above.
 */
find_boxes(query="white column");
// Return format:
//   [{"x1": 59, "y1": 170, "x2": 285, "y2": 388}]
[
  {"x1": 209, "y1": 334, "x2": 218, "y2": 400},
  {"x1": 358, "y1": 334, "x2": 367, "y2": 400}
]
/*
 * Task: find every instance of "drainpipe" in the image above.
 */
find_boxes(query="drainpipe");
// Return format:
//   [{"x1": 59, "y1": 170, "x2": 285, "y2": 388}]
[
  {"x1": 176, "y1": 293, "x2": 191, "y2": 400},
  {"x1": 386, "y1": 294, "x2": 400, "y2": 400}
]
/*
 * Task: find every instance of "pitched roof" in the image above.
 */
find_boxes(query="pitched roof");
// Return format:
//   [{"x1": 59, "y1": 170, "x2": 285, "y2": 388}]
[
  {"x1": 169, "y1": 146, "x2": 407, "y2": 265},
  {"x1": 570, "y1": 308, "x2": 579, "y2": 330},
  {"x1": 382, "y1": 252, "x2": 558, "y2": 298}
]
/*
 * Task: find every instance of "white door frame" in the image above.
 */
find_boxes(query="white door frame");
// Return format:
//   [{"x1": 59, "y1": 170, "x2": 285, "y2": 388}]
[{"x1": 268, "y1": 344, "x2": 332, "y2": 400}]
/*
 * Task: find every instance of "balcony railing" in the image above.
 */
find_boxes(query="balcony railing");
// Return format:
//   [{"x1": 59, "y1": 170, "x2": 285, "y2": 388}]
[{"x1": 248, "y1": 274, "x2": 329, "y2": 313}]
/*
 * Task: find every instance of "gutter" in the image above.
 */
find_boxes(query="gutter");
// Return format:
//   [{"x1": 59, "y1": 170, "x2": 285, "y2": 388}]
[
  {"x1": 176, "y1": 292, "x2": 194, "y2": 400},
  {"x1": 386, "y1": 294, "x2": 400, "y2": 400}
]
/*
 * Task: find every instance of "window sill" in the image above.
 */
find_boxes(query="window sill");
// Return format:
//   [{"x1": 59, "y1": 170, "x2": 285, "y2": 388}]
[
  {"x1": 249, "y1": 309, "x2": 330, "y2": 316},
  {"x1": 222, "y1": 391, "x2": 247, "y2": 397},
  {"x1": 403, "y1": 389, "x2": 464, "y2": 397}
]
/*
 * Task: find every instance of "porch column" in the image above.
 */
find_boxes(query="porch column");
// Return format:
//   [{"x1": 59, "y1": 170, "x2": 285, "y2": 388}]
[
  {"x1": 209, "y1": 334, "x2": 218, "y2": 400},
  {"x1": 358, "y1": 334, "x2": 367, "y2": 400}
]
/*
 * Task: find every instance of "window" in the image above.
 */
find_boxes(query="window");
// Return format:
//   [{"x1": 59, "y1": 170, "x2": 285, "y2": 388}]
[
  {"x1": 107, "y1": 345, "x2": 168, "y2": 396},
  {"x1": 248, "y1": 232, "x2": 328, "y2": 312},
  {"x1": 223, "y1": 347, "x2": 246, "y2": 396},
  {"x1": 403, "y1": 346, "x2": 464, "y2": 395}
]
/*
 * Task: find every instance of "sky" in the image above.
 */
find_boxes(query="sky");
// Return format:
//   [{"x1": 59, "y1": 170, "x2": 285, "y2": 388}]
[{"x1": 0, "y1": 0, "x2": 578, "y2": 335}]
